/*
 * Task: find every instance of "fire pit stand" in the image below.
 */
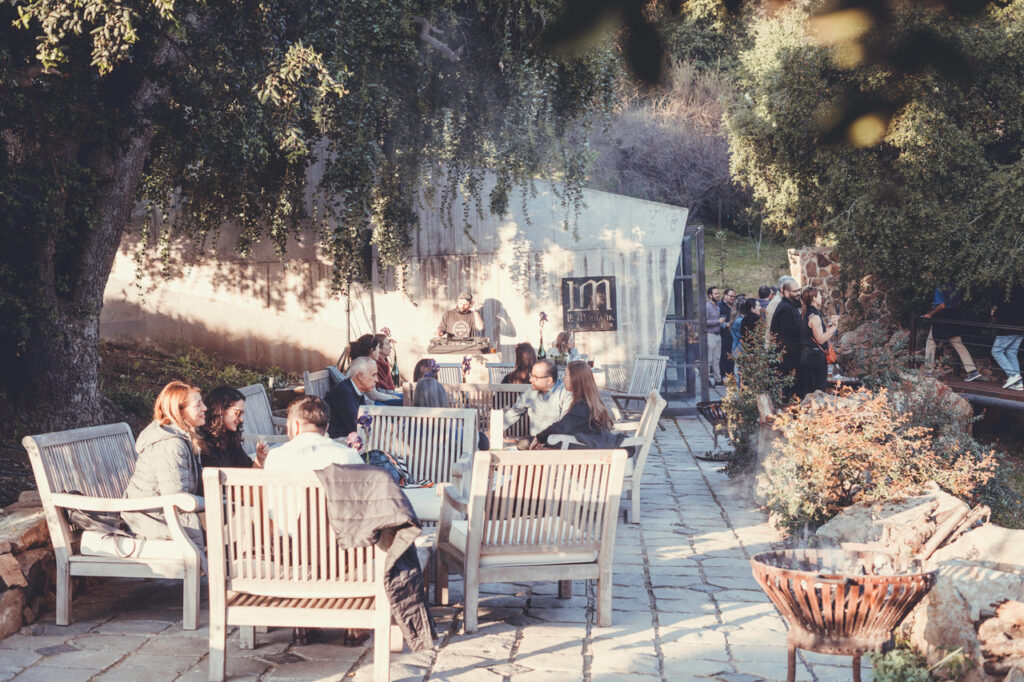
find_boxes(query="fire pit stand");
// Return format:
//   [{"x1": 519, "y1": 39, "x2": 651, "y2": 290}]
[{"x1": 751, "y1": 549, "x2": 937, "y2": 682}]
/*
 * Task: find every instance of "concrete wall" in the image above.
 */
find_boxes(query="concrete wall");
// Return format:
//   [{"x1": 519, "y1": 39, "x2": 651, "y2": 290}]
[{"x1": 101, "y1": 181, "x2": 687, "y2": 387}]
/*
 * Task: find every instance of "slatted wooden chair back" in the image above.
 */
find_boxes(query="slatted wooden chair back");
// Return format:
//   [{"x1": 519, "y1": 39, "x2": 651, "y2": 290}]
[
  {"x1": 626, "y1": 355, "x2": 669, "y2": 395},
  {"x1": 204, "y1": 468, "x2": 390, "y2": 682},
  {"x1": 486, "y1": 363, "x2": 513, "y2": 384},
  {"x1": 405, "y1": 382, "x2": 530, "y2": 437},
  {"x1": 357, "y1": 405, "x2": 477, "y2": 484},
  {"x1": 24, "y1": 423, "x2": 137, "y2": 504},
  {"x1": 467, "y1": 450, "x2": 627, "y2": 559},
  {"x1": 303, "y1": 369, "x2": 331, "y2": 398},
  {"x1": 239, "y1": 383, "x2": 282, "y2": 454},
  {"x1": 435, "y1": 363, "x2": 462, "y2": 384},
  {"x1": 489, "y1": 384, "x2": 531, "y2": 438},
  {"x1": 626, "y1": 391, "x2": 667, "y2": 522}
]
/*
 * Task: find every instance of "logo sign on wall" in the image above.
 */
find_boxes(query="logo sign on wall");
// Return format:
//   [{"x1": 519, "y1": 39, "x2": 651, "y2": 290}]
[{"x1": 561, "y1": 276, "x2": 617, "y2": 332}]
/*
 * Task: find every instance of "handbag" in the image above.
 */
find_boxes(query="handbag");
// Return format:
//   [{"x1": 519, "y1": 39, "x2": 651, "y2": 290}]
[{"x1": 818, "y1": 341, "x2": 838, "y2": 364}]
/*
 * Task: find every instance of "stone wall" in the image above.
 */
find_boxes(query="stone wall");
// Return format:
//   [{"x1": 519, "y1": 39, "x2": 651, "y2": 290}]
[
  {"x1": 788, "y1": 246, "x2": 841, "y2": 312},
  {"x1": 0, "y1": 492, "x2": 55, "y2": 640}
]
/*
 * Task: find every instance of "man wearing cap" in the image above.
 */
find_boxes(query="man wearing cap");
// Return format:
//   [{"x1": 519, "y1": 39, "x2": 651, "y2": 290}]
[{"x1": 436, "y1": 292, "x2": 484, "y2": 339}]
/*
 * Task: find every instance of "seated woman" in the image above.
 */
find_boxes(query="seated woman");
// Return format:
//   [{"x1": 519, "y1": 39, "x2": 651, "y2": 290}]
[
  {"x1": 413, "y1": 377, "x2": 489, "y2": 450},
  {"x1": 374, "y1": 332, "x2": 398, "y2": 391},
  {"x1": 502, "y1": 342, "x2": 536, "y2": 384},
  {"x1": 551, "y1": 331, "x2": 582, "y2": 363},
  {"x1": 412, "y1": 358, "x2": 438, "y2": 382},
  {"x1": 196, "y1": 386, "x2": 268, "y2": 469},
  {"x1": 122, "y1": 381, "x2": 207, "y2": 549},
  {"x1": 531, "y1": 361, "x2": 616, "y2": 449}
]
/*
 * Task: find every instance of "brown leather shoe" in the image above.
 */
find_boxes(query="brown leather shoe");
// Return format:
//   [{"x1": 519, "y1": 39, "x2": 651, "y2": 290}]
[
  {"x1": 340, "y1": 628, "x2": 370, "y2": 646},
  {"x1": 291, "y1": 627, "x2": 321, "y2": 646}
]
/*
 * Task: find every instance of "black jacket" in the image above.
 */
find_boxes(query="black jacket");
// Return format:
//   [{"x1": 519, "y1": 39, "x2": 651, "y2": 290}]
[
  {"x1": 771, "y1": 297, "x2": 803, "y2": 364},
  {"x1": 315, "y1": 464, "x2": 435, "y2": 652},
  {"x1": 324, "y1": 378, "x2": 369, "y2": 439}
]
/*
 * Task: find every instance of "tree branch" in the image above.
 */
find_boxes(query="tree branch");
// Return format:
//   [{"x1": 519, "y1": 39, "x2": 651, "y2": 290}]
[{"x1": 412, "y1": 16, "x2": 463, "y2": 62}]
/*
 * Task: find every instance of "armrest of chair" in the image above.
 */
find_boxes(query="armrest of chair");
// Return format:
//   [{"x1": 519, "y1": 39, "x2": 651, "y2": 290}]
[
  {"x1": 440, "y1": 484, "x2": 469, "y2": 514},
  {"x1": 611, "y1": 394, "x2": 646, "y2": 410},
  {"x1": 620, "y1": 435, "x2": 642, "y2": 448},
  {"x1": 50, "y1": 492, "x2": 204, "y2": 514},
  {"x1": 546, "y1": 434, "x2": 582, "y2": 450},
  {"x1": 271, "y1": 415, "x2": 287, "y2": 431},
  {"x1": 612, "y1": 421, "x2": 642, "y2": 433}
]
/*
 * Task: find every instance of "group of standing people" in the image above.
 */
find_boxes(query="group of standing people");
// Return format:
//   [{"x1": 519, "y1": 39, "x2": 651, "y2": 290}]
[{"x1": 706, "y1": 276, "x2": 841, "y2": 401}]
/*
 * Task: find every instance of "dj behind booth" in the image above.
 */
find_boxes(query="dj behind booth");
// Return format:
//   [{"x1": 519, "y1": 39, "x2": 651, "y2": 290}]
[{"x1": 426, "y1": 292, "x2": 495, "y2": 381}]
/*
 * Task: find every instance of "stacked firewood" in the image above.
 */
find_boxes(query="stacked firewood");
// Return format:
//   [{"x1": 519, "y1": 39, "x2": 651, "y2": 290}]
[{"x1": 979, "y1": 601, "x2": 1024, "y2": 679}]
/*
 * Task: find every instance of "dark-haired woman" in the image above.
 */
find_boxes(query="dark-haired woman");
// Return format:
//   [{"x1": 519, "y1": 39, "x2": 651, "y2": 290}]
[
  {"x1": 502, "y1": 342, "x2": 537, "y2": 384},
  {"x1": 532, "y1": 361, "x2": 615, "y2": 448},
  {"x1": 800, "y1": 287, "x2": 839, "y2": 396},
  {"x1": 196, "y1": 385, "x2": 266, "y2": 469}
]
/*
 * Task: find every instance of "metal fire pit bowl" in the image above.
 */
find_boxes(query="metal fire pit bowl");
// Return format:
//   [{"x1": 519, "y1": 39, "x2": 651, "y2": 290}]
[{"x1": 751, "y1": 549, "x2": 937, "y2": 682}]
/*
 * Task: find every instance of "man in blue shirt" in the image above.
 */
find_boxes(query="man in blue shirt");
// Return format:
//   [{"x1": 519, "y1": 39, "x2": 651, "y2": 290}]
[
  {"x1": 924, "y1": 286, "x2": 980, "y2": 382},
  {"x1": 503, "y1": 358, "x2": 573, "y2": 436}
]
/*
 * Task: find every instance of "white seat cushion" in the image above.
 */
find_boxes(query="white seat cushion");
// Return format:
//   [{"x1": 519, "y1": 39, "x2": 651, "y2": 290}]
[
  {"x1": 448, "y1": 520, "x2": 597, "y2": 567},
  {"x1": 79, "y1": 530, "x2": 184, "y2": 561},
  {"x1": 404, "y1": 487, "x2": 442, "y2": 523}
]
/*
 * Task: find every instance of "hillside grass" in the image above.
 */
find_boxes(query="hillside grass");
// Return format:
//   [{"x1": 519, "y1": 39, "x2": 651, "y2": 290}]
[{"x1": 705, "y1": 227, "x2": 793, "y2": 297}]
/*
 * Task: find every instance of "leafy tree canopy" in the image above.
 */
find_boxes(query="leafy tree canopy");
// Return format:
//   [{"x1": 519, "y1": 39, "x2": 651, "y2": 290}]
[
  {"x1": 726, "y1": 0, "x2": 1024, "y2": 311},
  {"x1": 0, "y1": 0, "x2": 619, "y2": 428}
]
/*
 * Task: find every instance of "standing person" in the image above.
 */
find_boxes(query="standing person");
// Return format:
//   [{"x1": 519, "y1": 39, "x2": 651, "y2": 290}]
[
  {"x1": 503, "y1": 358, "x2": 573, "y2": 437},
  {"x1": 436, "y1": 291, "x2": 484, "y2": 339},
  {"x1": 733, "y1": 298, "x2": 760, "y2": 360},
  {"x1": 705, "y1": 287, "x2": 724, "y2": 386},
  {"x1": 719, "y1": 288, "x2": 737, "y2": 378},
  {"x1": 756, "y1": 285, "x2": 772, "y2": 314},
  {"x1": 502, "y1": 342, "x2": 536, "y2": 384},
  {"x1": 196, "y1": 385, "x2": 268, "y2": 469},
  {"x1": 532, "y1": 361, "x2": 615, "y2": 449},
  {"x1": 800, "y1": 287, "x2": 839, "y2": 395},
  {"x1": 121, "y1": 381, "x2": 207, "y2": 549},
  {"x1": 324, "y1": 356, "x2": 377, "y2": 439},
  {"x1": 991, "y1": 284, "x2": 1024, "y2": 389},
  {"x1": 770, "y1": 278, "x2": 804, "y2": 401},
  {"x1": 764, "y1": 278, "x2": 790, "y2": 348},
  {"x1": 924, "y1": 285, "x2": 980, "y2": 381}
]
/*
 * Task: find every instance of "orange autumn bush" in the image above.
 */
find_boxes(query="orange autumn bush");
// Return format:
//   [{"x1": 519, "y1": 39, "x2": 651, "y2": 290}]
[{"x1": 760, "y1": 388, "x2": 998, "y2": 533}]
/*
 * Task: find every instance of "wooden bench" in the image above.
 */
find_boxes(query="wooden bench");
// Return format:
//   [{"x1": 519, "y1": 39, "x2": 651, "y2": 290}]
[
  {"x1": 204, "y1": 468, "x2": 392, "y2": 681},
  {"x1": 401, "y1": 382, "x2": 530, "y2": 439},
  {"x1": 435, "y1": 450, "x2": 627, "y2": 633},
  {"x1": 303, "y1": 369, "x2": 331, "y2": 399},
  {"x1": 357, "y1": 405, "x2": 478, "y2": 522},
  {"x1": 23, "y1": 423, "x2": 203, "y2": 629},
  {"x1": 239, "y1": 383, "x2": 286, "y2": 454}
]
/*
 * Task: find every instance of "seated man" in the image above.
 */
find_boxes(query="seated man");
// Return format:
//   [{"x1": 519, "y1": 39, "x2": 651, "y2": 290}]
[
  {"x1": 436, "y1": 291, "x2": 483, "y2": 339},
  {"x1": 324, "y1": 356, "x2": 377, "y2": 439},
  {"x1": 503, "y1": 358, "x2": 573, "y2": 437},
  {"x1": 263, "y1": 395, "x2": 363, "y2": 471}
]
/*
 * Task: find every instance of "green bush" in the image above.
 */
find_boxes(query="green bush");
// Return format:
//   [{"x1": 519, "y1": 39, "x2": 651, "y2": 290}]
[{"x1": 721, "y1": 319, "x2": 792, "y2": 475}]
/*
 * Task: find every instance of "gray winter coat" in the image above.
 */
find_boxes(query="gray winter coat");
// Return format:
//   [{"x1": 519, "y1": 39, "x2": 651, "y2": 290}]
[{"x1": 122, "y1": 421, "x2": 205, "y2": 548}]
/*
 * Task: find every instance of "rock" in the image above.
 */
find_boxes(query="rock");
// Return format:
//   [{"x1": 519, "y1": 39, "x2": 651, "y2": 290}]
[
  {"x1": 890, "y1": 374, "x2": 974, "y2": 435},
  {"x1": 0, "y1": 588, "x2": 26, "y2": 640},
  {"x1": 930, "y1": 524, "x2": 1024, "y2": 567},
  {"x1": 815, "y1": 482, "x2": 969, "y2": 555},
  {"x1": 911, "y1": 560, "x2": 1024, "y2": 682},
  {"x1": 0, "y1": 553, "x2": 27, "y2": 588},
  {"x1": 18, "y1": 491, "x2": 40, "y2": 505},
  {"x1": 0, "y1": 508, "x2": 49, "y2": 552},
  {"x1": 837, "y1": 318, "x2": 896, "y2": 365},
  {"x1": 15, "y1": 548, "x2": 54, "y2": 596}
]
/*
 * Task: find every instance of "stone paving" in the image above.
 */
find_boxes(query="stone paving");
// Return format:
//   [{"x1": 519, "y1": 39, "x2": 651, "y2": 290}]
[{"x1": 0, "y1": 416, "x2": 873, "y2": 681}]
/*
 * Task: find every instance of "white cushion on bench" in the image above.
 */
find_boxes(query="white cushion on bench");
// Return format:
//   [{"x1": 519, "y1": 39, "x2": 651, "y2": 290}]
[
  {"x1": 79, "y1": 530, "x2": 183, "y2": 560},
  {"x1": 404, "y1": 487, "x2": 442, "y2": 523},
  {"x1": 448, "y1": 520, "x2": 597, "y2": 567}
]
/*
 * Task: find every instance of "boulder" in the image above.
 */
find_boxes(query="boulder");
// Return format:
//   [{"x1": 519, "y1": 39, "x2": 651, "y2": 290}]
[
  {"x1": 0, "y1": 588, "x2": 25, "y2": 640},
  {"x1": 910, "y1": 525, "x2": 1024, "y2": 681},
  {"x1": 0, "y1": 507, "x2": 48, "y2": 552},
  {"x1": 815, "y1": 482, "x2": 969, "y2": 555}
]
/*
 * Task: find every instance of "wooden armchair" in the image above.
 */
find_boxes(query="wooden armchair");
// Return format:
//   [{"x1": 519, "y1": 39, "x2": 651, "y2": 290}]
[
  {"x1": 357, "y1": 405, "x2": 477, "y2": 522},
  {"x1": 204, "y1": 468, "x2": 392, "y2": 682},
  {"x1": 435, "y1": 449, "x2": 627, "y2": 633},
  {"x1": 548, "y1": 391, "x2": 667, "y2": 523},
  {"x1": 302, "y1": 369, "x2": 331, "y2": 399},
  {"x1": 22, "y1": 423, "x2": 203, "y2": 629},
  {"x1": 607, "y1": 355, "x2": 668, "y2": 423},
  {"x1": 486, "y1": 362, "x2": 513, "y2": 384},
  {"x1": 400, "y1": 382, "x2": 530, "y2": 440},
  {"x1": 239, "y1": 383, "x2": 287, "y2": 454}
]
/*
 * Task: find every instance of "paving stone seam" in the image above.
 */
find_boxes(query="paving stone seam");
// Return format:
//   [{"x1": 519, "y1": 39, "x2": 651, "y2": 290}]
[
  {"x1": 502, "y1": 584, "x2": 532, "y2": 682},
  {"x1": 637, "y1": 528, "x2": 668, "y2": 682},
  {"x1": 412, "y1": 599, "x2": 462, "y2": 682}
]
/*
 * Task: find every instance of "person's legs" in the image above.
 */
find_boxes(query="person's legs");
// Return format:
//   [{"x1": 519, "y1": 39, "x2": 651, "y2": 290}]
[
  {"x1": 948, "y1": 336, "x2": 977, "y2": 373},
  {"x1": 1008, "y1": 336, "x2": 1024, "y2": 376},
  {"x1": 924, "y1": 328, "x2": 937, "y2": 367},
  {"x1": 707, "y1": 333, "x2": 722, "y2": 383},
  {"x1": 719, "y1": 330, "x2": 734, "y2": 377},
  {"x1": 993, "y1": 335, "x2": 1015, "y2": 376}
]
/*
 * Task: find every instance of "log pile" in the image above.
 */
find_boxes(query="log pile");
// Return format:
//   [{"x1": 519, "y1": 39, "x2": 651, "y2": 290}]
[{"x1": 979, "y1": 601, "x2": 1024, "y2": 679}]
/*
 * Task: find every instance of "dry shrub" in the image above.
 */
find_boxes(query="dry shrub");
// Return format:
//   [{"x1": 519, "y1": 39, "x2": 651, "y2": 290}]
[
  {"x1": 586, "y1": 61, "x2": 743, "y2": 223},
  {"x1": 761, "y1": 388, "x2": 998, "y2": 533}
]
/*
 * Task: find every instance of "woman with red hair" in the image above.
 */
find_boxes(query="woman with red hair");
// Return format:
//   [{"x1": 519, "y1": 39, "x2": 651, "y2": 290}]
[{"x1": 121, "y1": 381, "x2": 207, "y2": 548}]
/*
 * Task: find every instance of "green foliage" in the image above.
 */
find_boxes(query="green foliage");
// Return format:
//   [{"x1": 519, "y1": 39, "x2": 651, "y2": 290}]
[
  {"x1": 720, "y1": 319, "x2": 791, "y2": 475},
  {"x1": 725, "y1": 1, "x2": 1024, "y2": 314},
  {"x1": 870, "y1": 642, "x2": 969, "y2": 682},
  {"x1": 850, "y1": 328, "x2": 911, "y2": 390}
]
